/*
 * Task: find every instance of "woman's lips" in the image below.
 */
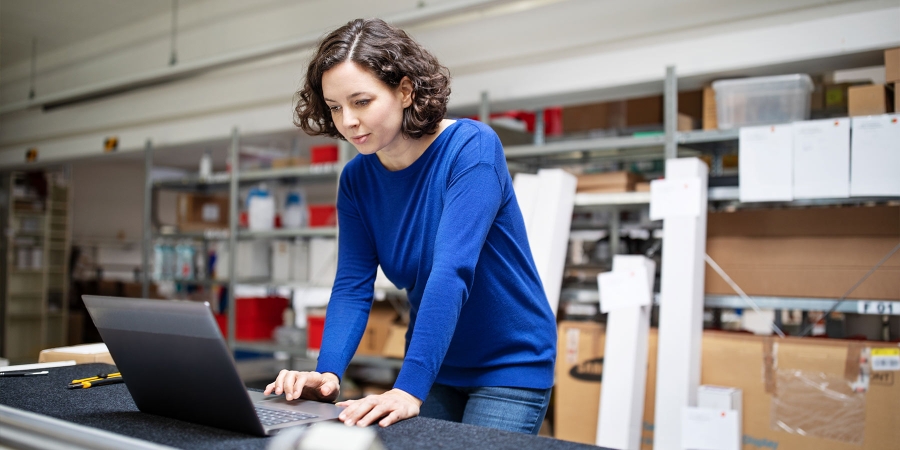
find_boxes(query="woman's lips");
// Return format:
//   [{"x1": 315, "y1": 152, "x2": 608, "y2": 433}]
[{"x1": 351, "y1": 134, "x2": 369, "y2": 145}]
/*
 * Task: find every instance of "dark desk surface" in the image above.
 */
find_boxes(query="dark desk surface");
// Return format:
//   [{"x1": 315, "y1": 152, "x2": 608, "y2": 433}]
[{"x1": 0, "y1": 363, "x2": 603, "y2": 450}]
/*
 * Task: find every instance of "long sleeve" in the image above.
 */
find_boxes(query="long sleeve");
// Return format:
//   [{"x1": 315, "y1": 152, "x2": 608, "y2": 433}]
[
  {"x1": 393, "y1": 161, "x2": 503, "y2": 400},
  {"x1": 314, "y1": 172, "x2": 379, "y2": 380}
]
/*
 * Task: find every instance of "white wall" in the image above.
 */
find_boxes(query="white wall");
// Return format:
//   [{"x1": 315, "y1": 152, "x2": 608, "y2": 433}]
[
  {"x1": 71, "y1": 160, "x2": 182, "y2": 243},
  {"x1": 1, "y1": 0, "x2": 898, "y2": 168}
]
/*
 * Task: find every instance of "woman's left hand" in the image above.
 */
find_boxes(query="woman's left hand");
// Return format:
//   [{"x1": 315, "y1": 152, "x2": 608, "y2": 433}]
[{"x1": 336, "y1": 388, "x2": 422, "y2": 428}]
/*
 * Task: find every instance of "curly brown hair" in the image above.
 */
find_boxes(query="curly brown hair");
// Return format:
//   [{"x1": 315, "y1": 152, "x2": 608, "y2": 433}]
[{"x1": 294, "y1": 18, "x2": 451, "y2": 140}]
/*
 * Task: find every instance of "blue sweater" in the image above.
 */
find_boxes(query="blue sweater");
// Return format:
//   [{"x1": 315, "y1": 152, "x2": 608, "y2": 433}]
[{"x1": 316, "y1": 119, "x2": 557, "y2": 401}]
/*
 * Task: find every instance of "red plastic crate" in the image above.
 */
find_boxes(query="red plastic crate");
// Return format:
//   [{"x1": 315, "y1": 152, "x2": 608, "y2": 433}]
[
  {"x1": 215, "y1": 296, "x2": 288, "y2": 340},
  {"x1": 308, "y1": 204, "x2": 337, "y2": 227},
  {"x1": 310, "y1": 145, "x2": 338, "y2": 164},
  {"x1": 307, "y1": 315, "x2": 326, "y2": 351}
]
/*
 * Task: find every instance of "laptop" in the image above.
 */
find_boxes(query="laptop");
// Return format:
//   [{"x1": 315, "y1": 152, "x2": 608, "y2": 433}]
[{"x1": 82, "y1": 295, "x2": 344, "y2": 436}]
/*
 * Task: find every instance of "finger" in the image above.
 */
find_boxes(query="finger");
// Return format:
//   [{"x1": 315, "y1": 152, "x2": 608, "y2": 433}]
[
  {"x1": 342, "y1": 397, "x2": 377, "y2": 426},
  {"x1": 319, "y1": 380, "x2": 338, "y2": 399},
  {"x1": 357, "y1": 403, "x2": 390, "y2": 427},
  {"x1": 379, "y1": 410, "x2": 401, "y2": 428},
  {"x1": 290, "y1": 373, "x2": 308, "y2": 401},
  {"x1": 272, "y1": 370, "x2": 289, "y2": 395},
  {"x1": 282, "y1": 372, "x2": 298, "y2": 400},
  {"x1": 264, "y1": 382, "x2": 276, "y2": 395}
]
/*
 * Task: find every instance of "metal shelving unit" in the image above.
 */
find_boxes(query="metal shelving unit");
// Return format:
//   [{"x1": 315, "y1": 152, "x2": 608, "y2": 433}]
[
  {"x1": 561, "y1": 288, "x2": 899, "y2": 316},
  {"x1": 1, "y1": 171, "x2": 72, "y2": 364},
  {"x1": 141, "y1": 130, "x2": 408, "y2": 370},
  {"x1": 499, "y1": 65, "x2": 899, "y2": 320}
]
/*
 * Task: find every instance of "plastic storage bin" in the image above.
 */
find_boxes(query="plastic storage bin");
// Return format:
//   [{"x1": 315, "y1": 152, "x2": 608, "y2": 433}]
[
  {"x1": 215, "y1": 296, "x2": 289, "y2": 340},
  {"x1": 712, "y1": 74, "x2": 813, "y2": 129}
]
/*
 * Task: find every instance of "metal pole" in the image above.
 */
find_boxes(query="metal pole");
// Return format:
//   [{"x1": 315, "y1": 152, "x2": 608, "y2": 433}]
[
  {"x1": 227, "y1": 128, "x2": 240, "y2": 350},
  {"x1": 609, "y1": 207, "x2": 621, "y2": 257},
  {"x1": 169, "y1": 0, "x2": 178, "y2": 66},
  {"x1": 479, "y1": 91, "x2": 490, "y2": 124},
  {"x1": 664, "y1": 66, "x2": 678, "y2": 160},
  {"x1": 534, "y1": 109, "x2": 545, "y2": 146},
  {"x1": 142, "y1": 139, "x2": 153, "y2": 299}
]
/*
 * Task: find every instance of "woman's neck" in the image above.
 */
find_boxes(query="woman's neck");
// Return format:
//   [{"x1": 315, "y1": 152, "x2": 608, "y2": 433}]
[{"x1": 376, "y1": 119, "x2": 455, "y2": 171}]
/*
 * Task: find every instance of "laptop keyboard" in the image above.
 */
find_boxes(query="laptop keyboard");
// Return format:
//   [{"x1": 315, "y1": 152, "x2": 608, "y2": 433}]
[{"x1": 255, "y1": 406, "x2": 319, "y2": 426}]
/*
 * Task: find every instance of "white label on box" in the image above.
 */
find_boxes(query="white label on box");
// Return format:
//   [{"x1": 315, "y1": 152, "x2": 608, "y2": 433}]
[
  {"x1": 649, "y1": 177, "x2": 702, "y2": 220},
  {"x1": 598, "y1": 264, "x2": 651, "y2": 313},
  {"x1": 681, "y1": 407, "x2": 741, "y2": 450},
  {"x1": 739, "y1": 124, "x2": 794, "y2": 202},
  {"x1": 202, "y1": 203, "x2": 220, "y2": 222},
  {"x1": 792, "y1": 118, "x2": 850, "y2": 199},
  {"x1": 871, "y1": 348, "x2": 900, "y2": 372},
  {"x1": 850, "y1": 114, "x2": 900, "y2": 196},
  {"x1": 857, "y1": 301, "x2": 900, "y2": 315}
]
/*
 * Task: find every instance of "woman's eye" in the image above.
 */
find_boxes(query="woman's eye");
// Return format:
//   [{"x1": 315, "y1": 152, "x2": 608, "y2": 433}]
[
  {"x1": 329, "y1": 105, "x2": 341, "y2": 113},
  {"x1": 356, "y1": 99, "x2": 370, "y2": 107}
]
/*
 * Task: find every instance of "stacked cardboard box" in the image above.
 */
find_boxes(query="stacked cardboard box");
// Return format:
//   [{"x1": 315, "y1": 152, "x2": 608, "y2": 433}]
[
  {"x1": 356, "y1": 301, "x2": 407, "y2": 357},
  {"x1": 554, "y1": 322, "x2": 900, "y2": 449},
  {"x1": 887, "y1": 48, "x2": 900, "y2": 112},
  {"x1": 561, "y1": 91, "x2": 702, "y2": 133},
  {"x1": 576, "y1": 171, "x2": 644, "y2": 193},
  {"x1": 705, "y1": 206, "x2": 900, "y2": 300},
  {"x1": 176, "y1": 193, "x2": 229, "y2": 232}
]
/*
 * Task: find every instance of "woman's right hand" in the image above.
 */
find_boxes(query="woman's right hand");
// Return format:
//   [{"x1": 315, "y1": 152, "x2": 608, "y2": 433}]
[{"x1": 263, "y1": 370, "x2": 340, "y2": 402}]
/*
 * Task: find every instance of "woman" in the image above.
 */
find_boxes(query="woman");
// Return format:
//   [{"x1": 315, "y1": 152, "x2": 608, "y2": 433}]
[{"x1": 264, "y1": 18, "x2": 557, "y2": 435}]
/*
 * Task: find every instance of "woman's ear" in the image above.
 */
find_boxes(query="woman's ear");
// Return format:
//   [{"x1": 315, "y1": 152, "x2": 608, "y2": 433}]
[{"x1": 398, "y1": 76, "x2": 414, "y2": 108}]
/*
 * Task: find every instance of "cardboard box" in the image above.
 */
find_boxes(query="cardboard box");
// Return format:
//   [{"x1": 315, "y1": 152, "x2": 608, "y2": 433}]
[
  {"x1": 271, "y1": 156, "x2": 309, "y2": 169},
  {"x1": 703, "y1": 86, "x2": 718, "y2": 130},
  {"x1": 576, "y1": 171, "x2": 643, "y2": 193},
  {"x1": 848, "y1": 84, "x2": 893, "y2": 116},
  {"x1": 738, "y1": 124, "x2": 793, "y2": 202},
  {"x1": 679, "y1": 90, "x2": 704, "y2": 120},
  {"x1": 554, "y1": 324, "x2": 900, "y2": 449},
  {"x1": 896, "y1": 83, "x2": 899, "y2": 112},
  {"x1": 562, "y1": 103, "x2": 611, "y2": 133},
  {"x1": 626, "y1": 96, "x2": 663, "y2": 127},
  {"x1": 850, "y1": 114, "x2": 900, "y2": 196},
  {"x1": 792, "y1": 118, "x2": 850, "y2": 199},
  {"x1": 886, "y1": 47, "x2": 900, "y2": 83},
  {"x1": 824, "y1": 83, "x2": 854, "y2": 112},
  {"x1": 635, "y1": 181, "x2": 651, "y2": 192},
  {"x1": 677, "y1": 113, "x2": 696, "y2": 131},
  {"x1": 356, "y1": 301, "x2": 399, "y2": 356},
  {"x1": 382, "y1": 324, "x2": 408, "y2": 358},
  {"x1": 705, "y1": 206, "x2": 900, "y2": 300},
  {"x1": 39, "y1": 343, "x2": 114, "y2": 365},
  {"x1": 177, "y1": 193, "x2": 229, "y2": 232}
]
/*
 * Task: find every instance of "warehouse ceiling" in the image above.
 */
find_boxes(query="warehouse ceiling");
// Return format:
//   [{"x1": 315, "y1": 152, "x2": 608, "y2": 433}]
[{"x1": 1, "y1": 0, "x2": 873, "y2": 73}]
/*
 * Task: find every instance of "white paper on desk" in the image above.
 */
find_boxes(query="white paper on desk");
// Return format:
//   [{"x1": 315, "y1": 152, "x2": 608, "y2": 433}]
[
  {"x1": 850, "y1": 114, "x2": 900, "y2": 196},
  {"x1": 739, "y1": 124, "x2": 793, "y2": 202},
  {"x1": 793, "y1": 118, "x2": 850, "y2": 199},
  {"x1": 649, "y1": 177, "x2": 702, "y2": 220},
  {"x1": 681, "y1": 407, "x2": 741, "y2": 450},
  {"x1": 43, "y1": 343, "x2": 109, "y2": 354},
  {"x1": 598, "y1": 265, "x2": 651, "y2": 313}
]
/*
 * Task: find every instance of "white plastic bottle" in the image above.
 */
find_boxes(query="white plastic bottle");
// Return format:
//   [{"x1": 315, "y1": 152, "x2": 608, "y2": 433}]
[
  {"x1": 247, "y1": 184, "x2": 275, "y2": 231},
  {"x1": 282, "y1": 188, "x2": 308, "y2": 229}
]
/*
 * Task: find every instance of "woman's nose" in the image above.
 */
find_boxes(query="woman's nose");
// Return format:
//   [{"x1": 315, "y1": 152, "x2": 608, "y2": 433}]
[{"x1": 342, "y1": 110, "x2": 359, "y2": 129}]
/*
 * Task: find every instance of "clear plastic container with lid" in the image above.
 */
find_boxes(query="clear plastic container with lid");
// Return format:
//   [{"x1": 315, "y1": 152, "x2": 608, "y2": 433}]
[{"x1": 712, "y1": 74, "x2": 814, "y2": 129}]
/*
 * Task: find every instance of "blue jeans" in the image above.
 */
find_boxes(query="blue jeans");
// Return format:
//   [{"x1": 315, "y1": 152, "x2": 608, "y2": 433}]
[{"x1": 419, "y1": 383, "x2": 551, "y2": 435}]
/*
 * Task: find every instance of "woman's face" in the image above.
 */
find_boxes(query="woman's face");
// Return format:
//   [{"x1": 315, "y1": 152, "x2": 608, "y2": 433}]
[{"x1": 322, "y1": 61, "x2": 413, "y2": 156}]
